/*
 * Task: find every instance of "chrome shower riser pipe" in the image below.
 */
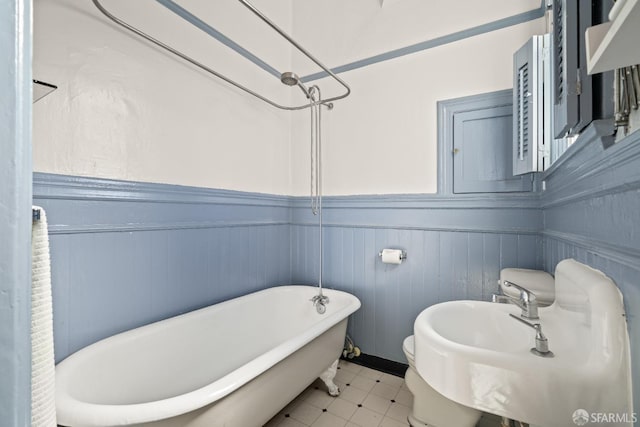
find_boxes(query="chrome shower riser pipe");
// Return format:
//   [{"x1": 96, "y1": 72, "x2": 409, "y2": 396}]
[
  {"x1": 310, "y1": 86, "x2": 323, "y2": 292},
  {"x1": 308, "y1": 86, "x2": 331, "y2": 313}
]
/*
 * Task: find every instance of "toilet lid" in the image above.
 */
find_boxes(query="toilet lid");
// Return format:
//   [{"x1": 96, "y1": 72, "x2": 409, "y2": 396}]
[
  {"x1": 500, "y1": 268, "x2": 555, "y2": 303},
  {"x1": 402, "y1": 335, "x2": 415, "y2": 361}
]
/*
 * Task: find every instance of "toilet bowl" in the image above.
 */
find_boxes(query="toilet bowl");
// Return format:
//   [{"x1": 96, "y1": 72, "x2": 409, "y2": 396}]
[
  {"x1": 499, "y1": 268, "x2": 555, "y2": 306},
  {"x1": 402, "y1": 335, "x2": 481, "y2": 427}
]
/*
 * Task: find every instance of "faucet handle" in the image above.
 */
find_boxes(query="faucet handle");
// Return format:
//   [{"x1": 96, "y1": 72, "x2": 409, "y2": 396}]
[
  {"x1": 533, "y1": 325, "x2": 551, "y2": 355},
  {"x1": 491, "y1": 294, "x2": 510, "y2": 304},
  {"x1": 508, "y1": 313, "x2": 554, "y2": 358}
]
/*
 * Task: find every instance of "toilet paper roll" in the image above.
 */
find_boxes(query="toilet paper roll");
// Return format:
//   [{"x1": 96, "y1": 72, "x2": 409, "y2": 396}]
[{"x1": 381, "y1": 249, "x2": 403, "y2": 265}]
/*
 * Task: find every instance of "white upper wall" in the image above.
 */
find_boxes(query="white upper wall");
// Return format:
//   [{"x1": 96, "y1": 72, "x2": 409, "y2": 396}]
[
  {"x1": 33, "y1": 0, "x2": 545, "y2": 196},
  {"x1": 33, "y1": 0, "x2": 293, "y2": 195},
  {"x1": 290, "y1": 0, "x2": 545, "y2": 196}
]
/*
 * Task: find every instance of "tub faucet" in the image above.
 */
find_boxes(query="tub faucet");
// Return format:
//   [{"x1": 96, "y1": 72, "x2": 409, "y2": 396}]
[
  {"x1": 311, "y1": 293, "x2": 329, "y2": 314},
  {"x1": 492, "y1": 280, "x2": 539, "y2": 320}
]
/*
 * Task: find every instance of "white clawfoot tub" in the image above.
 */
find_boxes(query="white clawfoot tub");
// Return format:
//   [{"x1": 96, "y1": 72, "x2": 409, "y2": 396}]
[{"x1": 55, "y1": 285, "x2": 361, "y2": 427}]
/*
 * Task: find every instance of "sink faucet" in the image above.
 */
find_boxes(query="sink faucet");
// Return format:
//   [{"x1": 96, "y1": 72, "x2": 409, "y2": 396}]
[{"x1": 492, "y1": 280, "x2": 539, "y2": 320}]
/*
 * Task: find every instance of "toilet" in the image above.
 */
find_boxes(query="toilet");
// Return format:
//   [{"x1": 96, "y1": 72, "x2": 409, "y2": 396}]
[
  {"x1": 499, "y1": 268, "x2": 555, "y2": 306},
  {"x1": 402, "y1": 335, "x2": 481, "y2": 427}
]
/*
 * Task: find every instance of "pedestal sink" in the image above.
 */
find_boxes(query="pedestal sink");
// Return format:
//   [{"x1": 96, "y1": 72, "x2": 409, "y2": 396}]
[{"x1": 413, "y1": 259, "x2": 633, "y2": 427}]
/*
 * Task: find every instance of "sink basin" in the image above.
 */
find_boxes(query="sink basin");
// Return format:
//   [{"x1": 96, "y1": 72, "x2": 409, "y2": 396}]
[
  {"x1": 414, "y1": 259, "x2": 633, "y2": 427},
  {"x1": 426, "y1": 301, "x2": 530, "y2": 352}
]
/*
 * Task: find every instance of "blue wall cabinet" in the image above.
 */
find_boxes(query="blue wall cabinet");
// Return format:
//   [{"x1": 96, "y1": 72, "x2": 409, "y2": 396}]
[{"x1": 445, "y1": 91, "x2": 533, "y2": 194}]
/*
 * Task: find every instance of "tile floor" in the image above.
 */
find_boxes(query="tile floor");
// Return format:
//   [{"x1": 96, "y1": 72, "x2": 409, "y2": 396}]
[
  {"x1": 264, "y1": 359, "x2": 500, "y2": 427},
  {"x1": 264, "y1": 359, "x2": 411, "y2": 427}
]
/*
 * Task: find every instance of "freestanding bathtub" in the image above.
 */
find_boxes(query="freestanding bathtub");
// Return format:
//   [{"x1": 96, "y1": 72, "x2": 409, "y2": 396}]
[{"x1": 55, "y1": 285, "x2": 361, "y2": 427}]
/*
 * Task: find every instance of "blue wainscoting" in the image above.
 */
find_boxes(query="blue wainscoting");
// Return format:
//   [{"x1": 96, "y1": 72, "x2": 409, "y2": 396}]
[
  {"x1": 36, "y1": 172, "x2": 543, "y2": 366},
  {"x1": 34, "y1": 173, "x2": 292, "y2": 362},
  {"x1": 291, "y1": 195, "x2": 542, "y2": 362},
  {"x1": 541, "y1": 127, "x2": 640, "y2": 415}
]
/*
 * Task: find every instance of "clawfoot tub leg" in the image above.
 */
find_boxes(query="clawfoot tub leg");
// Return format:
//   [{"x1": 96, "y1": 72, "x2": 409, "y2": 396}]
[{"x1": 319, "y1": 359, "x2": 340, "y2": 396}]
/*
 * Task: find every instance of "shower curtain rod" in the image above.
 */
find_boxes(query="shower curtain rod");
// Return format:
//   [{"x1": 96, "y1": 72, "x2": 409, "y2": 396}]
[{"x1": 91, "y1": 0, "x2": 351, "y2": 110}]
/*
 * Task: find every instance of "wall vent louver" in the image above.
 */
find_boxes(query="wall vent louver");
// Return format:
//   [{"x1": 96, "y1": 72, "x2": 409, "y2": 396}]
[
  {"x1": 519, "y1": 63, "x2": 530, "y2": 159},
  {"x1": 555, "y1": 0, "x2": 564, "y2": 103}
]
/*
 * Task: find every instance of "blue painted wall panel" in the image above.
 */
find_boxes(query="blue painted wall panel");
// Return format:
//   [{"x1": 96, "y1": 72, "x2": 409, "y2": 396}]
[
  {"x1": 290, "y1": 223, "x2": 541, "y2": 362},
  {"x1": 481, "y1": 234, "x2": 501, "y2": 301},
  {"x1": 291, "y1": 186, "x2": 542, "y2": 363},
  {"x1": 34, "y1": 174, "x2": 292, "y2": 361},
  {"x1": 541, "y1": 128, "x2": 640, "y2": 418},
  {"x1": 467, "y1": 234, "x2": 485, "y2": 300},
  {"x1": 149, "y1": 230, "x2": 171, "y2": 318},
  {"x1": 48, "y1": 223, "x2": 292, "y2": 361},
  {"x1": 65, "y1": 232, "x2": 154, "y2": 355}
]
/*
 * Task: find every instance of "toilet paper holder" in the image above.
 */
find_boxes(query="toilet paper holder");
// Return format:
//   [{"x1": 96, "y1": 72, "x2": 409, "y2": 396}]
[{"x1": 378, "y1": 249, "x2": 407, "y2": 260}]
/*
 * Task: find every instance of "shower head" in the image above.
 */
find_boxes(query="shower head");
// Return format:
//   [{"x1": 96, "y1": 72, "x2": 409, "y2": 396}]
[
  {"x1": 280, "y1": 71, "x2": 299, "y2": 86},
  {"x1": 280, "y1": 72, "x2": 311, "y2": 99}
]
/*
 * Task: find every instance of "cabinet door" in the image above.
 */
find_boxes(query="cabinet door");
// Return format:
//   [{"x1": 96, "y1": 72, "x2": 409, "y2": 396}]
[
  {"x1": 513, "y1": 35, "x2": 545, "y2": 176},
  {"x1": 552, "y1": 0, "x2": 578, "y2": 137},
  {"x1": 452, "y1": 104, "x2": 533, "y2": 194},
  {"x1": 552, "y1": 0, "x2": 593, "y2": 137}
]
